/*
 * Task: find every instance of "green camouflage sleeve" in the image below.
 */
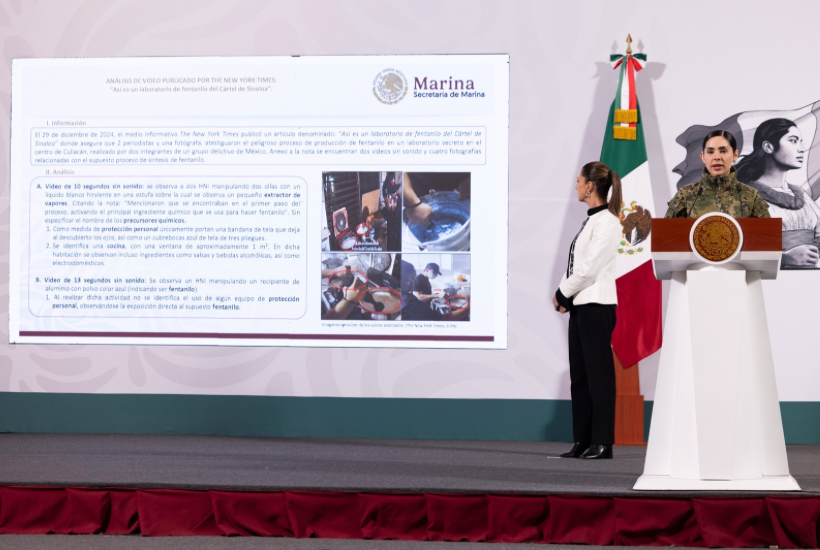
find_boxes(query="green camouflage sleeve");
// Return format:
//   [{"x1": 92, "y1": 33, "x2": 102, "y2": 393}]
[
  {"x1": 664, "y1": 190, "x2": 689, "y2": 218},
  {"x1": 750, "y1": 192, "x2": 771, "y2": 218}
]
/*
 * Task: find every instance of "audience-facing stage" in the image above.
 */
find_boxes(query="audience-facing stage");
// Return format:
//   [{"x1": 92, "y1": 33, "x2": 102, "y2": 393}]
[{"x1": 1, "y1": 435, "x2": 818, "y2": 545}]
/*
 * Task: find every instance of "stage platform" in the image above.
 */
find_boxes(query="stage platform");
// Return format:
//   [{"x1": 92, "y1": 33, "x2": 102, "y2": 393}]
[
  {"x1": 1, "y1": 435, "x2": 819, "y2": 546},
  {"x1": 1, "y1": 434, "x2": 819, "y2": 495}
]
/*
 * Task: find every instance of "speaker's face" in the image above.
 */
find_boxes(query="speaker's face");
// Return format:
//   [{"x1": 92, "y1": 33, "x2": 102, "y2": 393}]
[{"x1": 701, "y1": 136, "x2": 738, "y2": 176}]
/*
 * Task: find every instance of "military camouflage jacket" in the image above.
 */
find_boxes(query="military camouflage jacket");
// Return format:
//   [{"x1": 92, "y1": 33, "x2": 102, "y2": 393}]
[{"x1": 664, "y1": 167, "x2": 771, "y2": 219}]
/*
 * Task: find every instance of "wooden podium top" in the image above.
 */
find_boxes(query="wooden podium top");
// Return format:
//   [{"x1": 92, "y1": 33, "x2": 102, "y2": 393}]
[{"x1": 651, "y1": 218, "x2": 782, "y2": 252}]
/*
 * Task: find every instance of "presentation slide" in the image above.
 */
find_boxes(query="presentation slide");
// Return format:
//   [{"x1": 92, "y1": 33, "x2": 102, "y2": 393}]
[{"x1": 9, "y1": 55, "x2": 509, "y2": 348}]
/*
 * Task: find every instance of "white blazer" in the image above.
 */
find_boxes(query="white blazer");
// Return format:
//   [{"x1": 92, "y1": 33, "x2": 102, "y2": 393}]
[{"x1": 558, "y1": 207, "x2": 622, "y2": 306}]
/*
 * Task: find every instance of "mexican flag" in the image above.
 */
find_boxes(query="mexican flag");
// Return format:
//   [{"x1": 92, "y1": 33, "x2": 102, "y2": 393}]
[{"x1": 600, "y1": 51, "x2": 663, "y2": 367}]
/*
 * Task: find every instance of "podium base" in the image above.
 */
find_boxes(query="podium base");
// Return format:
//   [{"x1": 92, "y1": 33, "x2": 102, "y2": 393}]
[{"x1": 633, "y1": 474, "x2": 801, "y2": 492}]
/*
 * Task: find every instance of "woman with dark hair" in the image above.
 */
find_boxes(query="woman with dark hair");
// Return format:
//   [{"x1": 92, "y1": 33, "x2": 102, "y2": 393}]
[
  {"x1": 665, "y1": 130, "x2": 770, "y2": 219},
  {"x1": 553, "y1": 161, "x2": 623, "y2": 460},
  {"x1": 735, "y1": 119, "x2": 818, "y2": 268}
]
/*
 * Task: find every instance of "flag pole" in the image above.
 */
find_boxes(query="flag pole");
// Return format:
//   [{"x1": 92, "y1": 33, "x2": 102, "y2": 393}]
[{"x1": 612, "y1": 33, "x2": 648, "y2": 446}]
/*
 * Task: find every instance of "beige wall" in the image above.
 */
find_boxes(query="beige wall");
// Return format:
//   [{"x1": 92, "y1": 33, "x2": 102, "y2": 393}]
[{"x1": 2, "y1": 0, "x2": 820, "y2": 401}]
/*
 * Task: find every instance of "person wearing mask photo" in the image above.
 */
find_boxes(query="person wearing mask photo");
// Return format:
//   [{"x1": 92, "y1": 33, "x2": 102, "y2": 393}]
[
  {"x1": 412, "y1": 263, "x2": 442, "y2": 302},
  {"x1": 401, "y1": 261, "x2": 468, "y2": 321}
]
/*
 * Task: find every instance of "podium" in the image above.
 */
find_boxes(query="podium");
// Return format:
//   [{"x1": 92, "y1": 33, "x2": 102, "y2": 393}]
[{"x1": 634, "y1": 216, "x2": 800, "y2": 491}]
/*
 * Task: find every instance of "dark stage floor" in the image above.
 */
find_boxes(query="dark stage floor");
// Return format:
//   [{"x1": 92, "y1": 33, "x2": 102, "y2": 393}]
[{"x1": 0, "y1": 434, "x2": 818, "y2": 497}]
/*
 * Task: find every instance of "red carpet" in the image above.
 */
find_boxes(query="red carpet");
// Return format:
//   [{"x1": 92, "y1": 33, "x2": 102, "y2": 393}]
[{"x1": 1, "y1": 486, "x2": 819, "y2": 547}]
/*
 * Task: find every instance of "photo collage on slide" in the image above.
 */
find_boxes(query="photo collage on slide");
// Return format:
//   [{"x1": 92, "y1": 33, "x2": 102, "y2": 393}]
[{"x1": 320, "y1": 172, "x2": 471, "y2": 322}]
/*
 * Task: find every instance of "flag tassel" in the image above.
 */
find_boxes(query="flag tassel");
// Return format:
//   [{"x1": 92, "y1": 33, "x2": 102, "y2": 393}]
[
  {"x1": 613, "y1": 126, "x2": 637, "y2": 140},
  {"x1": 614, "y1": 109, "x2": 638, "y2": 123}
]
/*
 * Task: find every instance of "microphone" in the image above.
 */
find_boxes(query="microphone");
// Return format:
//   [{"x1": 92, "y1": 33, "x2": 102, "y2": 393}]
[{"x1": 686, "y1": 184, "x2": 704, "y2": 218}]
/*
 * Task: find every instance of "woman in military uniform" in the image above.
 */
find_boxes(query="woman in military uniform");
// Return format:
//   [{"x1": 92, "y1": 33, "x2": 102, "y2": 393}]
[{"x1": 665, "y1": 130, "x2": 770, "y2": 219}]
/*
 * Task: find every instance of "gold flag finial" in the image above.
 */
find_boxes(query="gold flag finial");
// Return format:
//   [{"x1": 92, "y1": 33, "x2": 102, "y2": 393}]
[{"x1": 626, "y1": 34, "x2": 633, "y2": 56}]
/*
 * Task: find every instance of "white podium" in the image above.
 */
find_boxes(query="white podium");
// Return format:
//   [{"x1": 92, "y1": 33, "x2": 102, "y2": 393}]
[{"x1": 634, "y1": 216, "x2": 800, "y2": 491}]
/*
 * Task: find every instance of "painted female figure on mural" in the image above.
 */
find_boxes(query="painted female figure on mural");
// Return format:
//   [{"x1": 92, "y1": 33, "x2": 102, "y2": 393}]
[{"x1": 736, "y1": 118, "x2": 820, "y2": 268}]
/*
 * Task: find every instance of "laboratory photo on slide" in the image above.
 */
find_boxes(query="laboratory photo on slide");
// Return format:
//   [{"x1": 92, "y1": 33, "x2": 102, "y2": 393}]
[
  {"x1": 403, "y1": 172, "x2": 470, "y2": 252},
  {"x1": 320, "y1": 253, "x2": 402, "y2": 321},
  {"x1": 321, "y1": 172, "x2": 402, "y2": 253},
  {"x1": 401, "y1": 253, "x2": 470, "y2": 322}
]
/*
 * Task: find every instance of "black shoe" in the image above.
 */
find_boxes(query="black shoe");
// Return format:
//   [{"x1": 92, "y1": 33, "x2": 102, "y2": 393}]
[
  {"x1": 580, "y1": 444, "x2": 613, "y2": 459},
  {"x1": 559, "y1": 442, "x2": 590, "y2": 458}
]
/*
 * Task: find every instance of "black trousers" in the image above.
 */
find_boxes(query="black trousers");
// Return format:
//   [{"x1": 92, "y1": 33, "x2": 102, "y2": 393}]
[{"x1": 567, "y1": 303, "x2": 617, "y2": 445}]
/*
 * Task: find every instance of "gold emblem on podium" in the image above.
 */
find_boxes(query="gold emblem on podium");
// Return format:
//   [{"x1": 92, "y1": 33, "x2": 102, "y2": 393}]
[{"x1": 690, "y1": 213, "x2": 743, "y2": 263}]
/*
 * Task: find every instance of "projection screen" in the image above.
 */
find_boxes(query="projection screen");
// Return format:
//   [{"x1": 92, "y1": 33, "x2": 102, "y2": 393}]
[{"x1": 9, "y1": 55, "x2": 509, "y2": 349}]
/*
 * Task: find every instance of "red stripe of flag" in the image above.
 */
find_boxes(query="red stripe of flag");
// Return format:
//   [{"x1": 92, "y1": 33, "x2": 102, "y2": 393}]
[
  {"x1": 627, "y1": 57, "x2": 637, "y2": 127},
  {"x1": 611, "y1": 260, "x2": 663, "y2": 368}
]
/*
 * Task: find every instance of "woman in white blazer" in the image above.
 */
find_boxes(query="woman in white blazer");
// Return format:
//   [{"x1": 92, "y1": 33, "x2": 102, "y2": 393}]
[{"x1": 553, "y1": 161, "x2": 623, "y2": 459}]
